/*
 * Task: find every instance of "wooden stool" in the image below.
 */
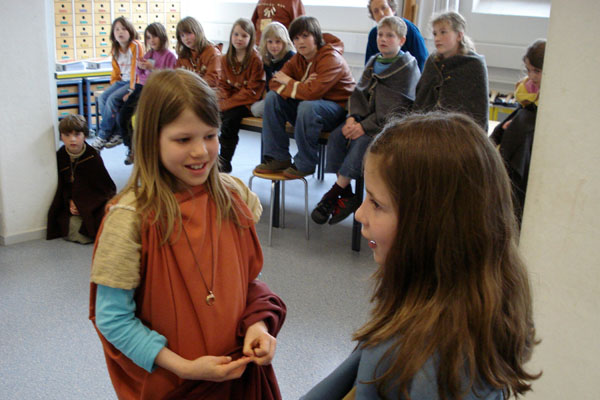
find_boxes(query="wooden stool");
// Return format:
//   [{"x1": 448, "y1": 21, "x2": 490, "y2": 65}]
[{"x1": 248, "y1": 171, "x2": 309, "y2": 246}]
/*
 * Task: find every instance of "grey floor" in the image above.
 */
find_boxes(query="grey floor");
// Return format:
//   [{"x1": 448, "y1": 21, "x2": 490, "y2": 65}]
[{"x1": 0, "y1": 130, "x2": 376, "y2": 399}]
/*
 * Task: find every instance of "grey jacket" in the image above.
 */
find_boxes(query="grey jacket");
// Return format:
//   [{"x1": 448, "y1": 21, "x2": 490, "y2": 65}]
[
  {"x1": 350, "y1": 52, "x2": 421, "y2": 137},
  {"x1": 301, "y1": 340, "x2": 504, "y2": 400},
  {"x1": 414, "y1": 51, "x2": 489, "y2": 130}
]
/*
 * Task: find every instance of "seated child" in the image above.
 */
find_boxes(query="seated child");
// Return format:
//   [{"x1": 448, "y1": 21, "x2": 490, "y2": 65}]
[
  {"x1": 119, "y1": 22, "x2": 177, "y2": 165},
  {"x1": 175, "y1": 16, "x2": 222, "y2": 89},
  {"x1": 90, "y1": 17, "x2": 144, "y2": 151},
  {"x1": 218, "y1": 18, "x2": 266, "y2": 173},
  {"x1": 413, "y1": 12, "x2": 489, "y2": 130},
  {"x1": 251, "y1": 0, "x2": 305, "y2": 44},
  {"x1": 491, "y1": 39, "x2": 546, "y2": 225},
  {"x1": 254, "y1": 16, "x2": 355, "y2": 178},
  {"x1": 364, "y1": 0, "x2": 428, "y2": 71},
  {"x1": 47, "y1": 115, "x2": 116, "y2": 243},
  {"x1": 312, "y1": 16, "x2": 421, "y2": 225},
  {"x1": 303, "y1": 112, "x2": 540, "y2": 399},
  {"x1": 89, "y1": 69, "x2": 285, "y2": 399},
  {"x1": 251, "y1": 21, "x2": 295, "y2": 118}
]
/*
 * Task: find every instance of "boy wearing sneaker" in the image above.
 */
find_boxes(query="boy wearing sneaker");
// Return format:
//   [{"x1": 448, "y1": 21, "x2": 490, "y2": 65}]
[
  {"x1": 312, "y1": 16, "x2": 420, "y2": 225},
  {"x1": 254, "y1": 16, "x2": 355, "y2": 178}
]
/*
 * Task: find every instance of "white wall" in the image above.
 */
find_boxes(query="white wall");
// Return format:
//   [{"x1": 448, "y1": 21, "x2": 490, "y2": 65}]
[
  {"x1": 0, "y1": 1, "x2": 58, "y2": 245},
  {"x1": 520, "y1": 1, "x2": 600, "y2": 398}
]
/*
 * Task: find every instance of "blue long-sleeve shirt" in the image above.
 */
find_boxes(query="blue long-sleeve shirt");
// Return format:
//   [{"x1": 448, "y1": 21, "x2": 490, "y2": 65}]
[{"x1": 95, "y1": 284, "x2": 167, "y2": 372}]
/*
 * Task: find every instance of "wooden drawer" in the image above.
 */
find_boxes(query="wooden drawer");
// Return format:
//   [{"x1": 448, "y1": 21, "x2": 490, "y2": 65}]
[
  {"x1": 55, "y1": 14, "x2": 72, "y2": 26},
  {"x1": 56, "y1": 37, "x2": 74, "y2": 49},
  {"x1": 95, "y1": 36, "x2": 110, "y2": 48},
  {"x1": 95, "y1": 24, "x2": 110, "y2": 36},
  {"x1": 133, "y1": 2, "x2": 147, "y2": 13},
  {"x1": 57, "y1": 85, "x2": 79, "y2": 95},
  {"x1": 94, "y1": 2, "x2": 110, "y2": 13},
  {"x1": 57, "y1": 49, "x2": 74, "y2": 60},
  {"x1": 55, "y1": 2, "x2": 72, "y2": 13},
  {"x1": 96, "y1": 47, "x2": 111, "y2": 58},
  {"x1": 149, "y1": 2, "x2": 164, "y2": 13},
  {"x1": 77, "y1": 48, "x2": 93, "y2": 59},
  {"x1": 167, "y1": 2, "x2": 181, "y2": 13},
  {"x1": 167, "y1": 13, "x2": 180, "y2": 24},
  {"x1": 114, "y1": 2, "x2": 130, "y2": 14},
  {"x1": 150, "y1": 13, "x2": 165, "y2": 24},
  {"x1": 57, "y1": 96, "x2": 80, "y2": 107},
  {"x1": 94, "y1": 13, "x2": 110, "y2": 25},
  {"x1": 133, "y1": 13, "x2": 147, "y2": 24},
  {"x1": 75, "y1": 14, "x2": 92, "y2": 26},
  {"x1": 56, "y1": 25, "x2": 73, "y2": 37},
  {"x1": 74, "y1": 2, "x2": 92, "y2": 13},
  {"x1": 76, "y1": 25, "x2": 92, "y2": 36},
  {"x1": 76, "y1": 37, "x2": 93, "y2": 49},
  {"x1": 58, "y1": 107, "x2": 80, "y2": 118}
]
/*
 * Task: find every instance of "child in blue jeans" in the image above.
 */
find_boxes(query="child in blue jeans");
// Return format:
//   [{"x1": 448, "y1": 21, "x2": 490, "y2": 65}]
[
  {"x1": 254, "y1": 16, "x2": 355, "y2": 178},
  {"x1": 90, "y1": 17, "x2": 144, "y2": 151},
  {"x1": 312, "y1": 16, "x2": 420, "y2": 225}
]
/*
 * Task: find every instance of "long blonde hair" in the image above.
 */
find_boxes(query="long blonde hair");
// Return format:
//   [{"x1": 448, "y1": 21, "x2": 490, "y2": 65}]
[
  {"x1": 431, "y1": 11, "x2": 475, "y2": 56},
  {"x1": 258, "y1": 21, "x2": 295, "y2": 65},
  {"x1": 354, "y1": 112, "x2": 540, "y2": 399},
  {"x1": 120, "y1": 69, "x2": 243, "y2": 242}
]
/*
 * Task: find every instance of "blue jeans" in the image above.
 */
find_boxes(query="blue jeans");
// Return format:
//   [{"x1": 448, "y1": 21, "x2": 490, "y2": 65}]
[
  {"x1": 97, "y1": 80, "x2": 129, "y2": 140},
  {"x1": 262, "y1": 91, "x2": 347, "y2": 172},
  {"x1": 325, "y1": 122, "x2": 373, "y2": 180}
]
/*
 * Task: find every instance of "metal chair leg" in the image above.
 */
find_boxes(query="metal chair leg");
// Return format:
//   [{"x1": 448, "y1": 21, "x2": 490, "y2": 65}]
[
  {"x1": 302, "y1": 177, "x2": 309, "y2": 240},
  {"x1": 281, "y1": 181, "x2": 286, "y2": 229},
  {"x1": 269, "y1": 180, "x2": 276, "y2": 246}
]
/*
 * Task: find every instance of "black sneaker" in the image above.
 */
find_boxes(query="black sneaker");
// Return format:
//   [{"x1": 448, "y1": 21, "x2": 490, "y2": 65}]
[
  {"x1": 329, "y1": 194, "x2": 362, "y2": 225},
  {"x1": 311, "y1": 197, "x2": 337, "y2": 224}
]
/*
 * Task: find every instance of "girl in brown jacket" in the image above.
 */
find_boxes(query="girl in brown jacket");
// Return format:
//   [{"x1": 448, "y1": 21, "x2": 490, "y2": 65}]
[
  {"x1": 175, "y1": 16, "x2": 222, "y2": 89},
  {"x1": 218, "y1": 18, "x2": 266, "y2": 173}
]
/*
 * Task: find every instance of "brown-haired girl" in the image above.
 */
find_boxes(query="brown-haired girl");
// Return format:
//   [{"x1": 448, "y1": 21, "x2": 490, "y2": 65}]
[
  {"x1": 89, "y1": 69, "x2": 285, "y2": 399},
  {"x1": 91, "y1": 17, "x2": 144, "y2": 151},
  {"x1": 175, "y1": 16, "x2": 222, "y2": 89},
  {"x1": 303, "y1": 112, "x2": 540, "y2": 400},
  {"x1": 491, "y1": 39, "x2": 547, "y2": 224},
  {"x1": 119, "y1": 22, "x2": 177, "y2": 165},
  {"x1": 218, "y1": 18, "x2": 265, "y2": 173}
]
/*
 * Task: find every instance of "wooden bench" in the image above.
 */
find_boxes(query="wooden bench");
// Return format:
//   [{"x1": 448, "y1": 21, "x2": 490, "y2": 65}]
[{"x1": 239, "y1": 117, "x2": 363, "y2": 252}]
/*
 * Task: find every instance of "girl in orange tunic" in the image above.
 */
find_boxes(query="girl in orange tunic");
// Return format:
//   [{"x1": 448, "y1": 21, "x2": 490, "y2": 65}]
[
  {"x1": 175, "y1": 16, "x2": 222, "y2": 89},
  {"x1": 218, "y1": 18, "x2": 266, "y2": 173},
  {"x1": 89, "y1": 69, "x2": 284, "y2": 399}
]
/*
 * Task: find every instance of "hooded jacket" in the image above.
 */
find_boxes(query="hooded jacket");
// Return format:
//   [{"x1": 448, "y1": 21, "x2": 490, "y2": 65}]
[
  {"x1": 269, "y1": 33, "x2": 355, "y2": 107},
  {"x1": 350, "y1": 52, "x2": 421, "y2": 136}
]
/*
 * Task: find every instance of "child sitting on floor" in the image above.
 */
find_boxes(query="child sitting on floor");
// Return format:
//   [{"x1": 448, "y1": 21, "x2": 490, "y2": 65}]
[{"x1": 47, "y1": 114, "x2": 116, "y2": 243}]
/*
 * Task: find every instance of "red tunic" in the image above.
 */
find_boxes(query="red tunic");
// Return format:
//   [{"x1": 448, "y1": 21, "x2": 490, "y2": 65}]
[
  {"x1": 219, "y1": 49, "x2": 266, "y2": 112},
  {"x1": 89, "y1": 185, "x2": 283, "y2": 399},
  {"x1": 251, "y1": 0, "x2": 306, "y2": 43}
]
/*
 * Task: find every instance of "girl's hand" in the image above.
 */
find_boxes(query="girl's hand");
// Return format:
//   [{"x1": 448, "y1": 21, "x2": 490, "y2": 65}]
[
  {"x1": 123, "y1": 92, "x2": 130, "y2": 102},
  {"x1": 273, "y1": 71, "x2": 292, "y2": 85},
  {"x1": 138, "y1": 58, "x2": 153, "y2": 70},
  {"x1": 502, "y1": 119, "x2": 513, "y2": 130},
  {"x1": 182, "y1": 355, "x2": 252, "y2": 381},
  {"x1": 243, "y1": 320, "x2": 276, "y2": 366},
  {"x1": 155, "y1": 347, "x2": 251, "y2": 381},
  {"x1": 69, "y1": 199, "x2": 79, "y2": 215}
]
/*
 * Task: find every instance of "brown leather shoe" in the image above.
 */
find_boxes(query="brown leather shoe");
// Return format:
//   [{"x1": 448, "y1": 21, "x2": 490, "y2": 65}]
[{"x1": 254, "y1": 158, "x2": 292, "y2": 173}]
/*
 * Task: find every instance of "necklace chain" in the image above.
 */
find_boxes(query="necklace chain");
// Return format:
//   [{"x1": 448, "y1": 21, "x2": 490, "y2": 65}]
[{"x1": 182, "y1": 226, "x2": 216, "y2": 306}]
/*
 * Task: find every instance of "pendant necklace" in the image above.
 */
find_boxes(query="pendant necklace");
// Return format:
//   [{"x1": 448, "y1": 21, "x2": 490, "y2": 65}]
[{"x1": 182, "y1": 224, "x2": 217, "y2": 306}]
